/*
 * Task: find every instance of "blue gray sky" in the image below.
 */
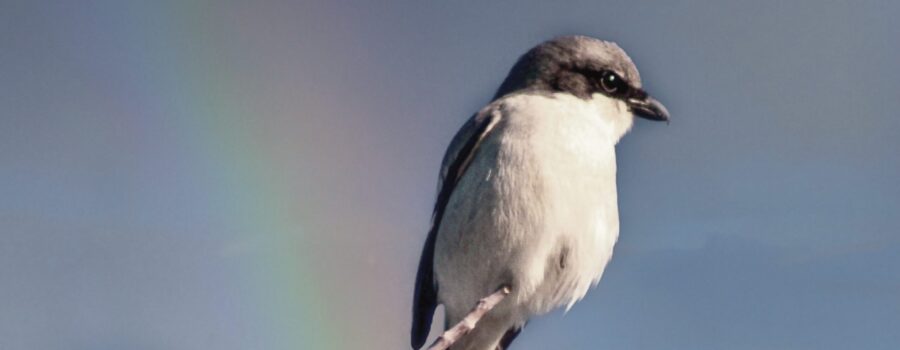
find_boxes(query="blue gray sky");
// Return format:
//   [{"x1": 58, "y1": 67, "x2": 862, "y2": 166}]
[{"x1": 1, "y1": 1, "x2": 899, "y2": 349}]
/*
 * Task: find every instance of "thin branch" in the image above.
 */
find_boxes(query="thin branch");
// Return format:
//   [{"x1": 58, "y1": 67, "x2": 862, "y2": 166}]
[{"x1": 428, "y1": 286, "x2": 511, "y2": 350}]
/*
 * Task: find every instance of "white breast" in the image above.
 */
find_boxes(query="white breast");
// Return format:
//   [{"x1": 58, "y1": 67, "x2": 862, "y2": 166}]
[{"x1": 434, "y1": 92, "x2": 634, "y2": 325}]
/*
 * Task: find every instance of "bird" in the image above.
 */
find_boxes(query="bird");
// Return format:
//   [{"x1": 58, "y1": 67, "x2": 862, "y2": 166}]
[{"x1": 411, "y1": 35, "x2": 669, "y2": 350}]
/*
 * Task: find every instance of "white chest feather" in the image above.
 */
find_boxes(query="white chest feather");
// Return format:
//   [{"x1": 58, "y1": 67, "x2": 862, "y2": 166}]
[{"x1": 434, "y1": 92, "x2": 634, "y2": 324}]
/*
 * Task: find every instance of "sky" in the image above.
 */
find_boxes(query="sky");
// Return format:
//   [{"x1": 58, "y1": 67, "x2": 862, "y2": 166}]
[{"x1": 1, "y1": 1, "x2": 899, "y2": 349}]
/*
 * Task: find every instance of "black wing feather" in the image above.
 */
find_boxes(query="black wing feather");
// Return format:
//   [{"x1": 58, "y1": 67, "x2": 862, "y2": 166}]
[{"x1": 411, "y1": 110, "x2": 500, "y2": 349}]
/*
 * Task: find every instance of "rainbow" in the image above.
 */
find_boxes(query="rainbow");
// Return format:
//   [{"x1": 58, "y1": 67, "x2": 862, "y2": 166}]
[{"x1": 107, "y1": 2, "x2": 342, "y2": 347}]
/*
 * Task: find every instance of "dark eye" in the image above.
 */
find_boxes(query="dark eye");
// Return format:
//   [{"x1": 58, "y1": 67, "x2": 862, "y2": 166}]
[{"x1": 600, "y1": 71, "x2": 628, "y2": 95}]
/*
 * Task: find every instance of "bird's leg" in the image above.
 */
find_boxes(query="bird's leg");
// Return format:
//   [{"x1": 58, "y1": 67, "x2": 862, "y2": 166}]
[
  {"x1": 496, "y1": 324, "x2": 524, "y2": 350},
  {"x1": 427, "y1": 285, "x2": 511, "y2": 350}
]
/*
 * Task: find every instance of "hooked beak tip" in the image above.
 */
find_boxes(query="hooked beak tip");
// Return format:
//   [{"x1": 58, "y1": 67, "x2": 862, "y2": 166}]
[{"x1": 629, "y1": 96, "x2": 670, "y2": 122}]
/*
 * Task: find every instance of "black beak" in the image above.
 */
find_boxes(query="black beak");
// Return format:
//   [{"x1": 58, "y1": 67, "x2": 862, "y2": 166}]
[{"x1": 627, "y1": 93, "x2": 670, "y2": 122}]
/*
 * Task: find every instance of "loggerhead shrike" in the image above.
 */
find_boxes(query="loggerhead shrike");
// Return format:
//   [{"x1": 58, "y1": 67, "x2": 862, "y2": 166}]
[{"x1": 412, "y1": 35, "x2": 669, "y2": 350}]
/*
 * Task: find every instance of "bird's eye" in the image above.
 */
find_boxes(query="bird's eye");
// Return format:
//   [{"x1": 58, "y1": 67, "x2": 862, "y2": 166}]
[{"x1": 600, "y1": 71, "x2": 628, "y2": 95}]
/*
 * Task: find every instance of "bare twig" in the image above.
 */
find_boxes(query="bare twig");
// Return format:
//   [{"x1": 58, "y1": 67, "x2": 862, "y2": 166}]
[{"x1": 428, "y1": 286, "x2": 511, "y2": 350}]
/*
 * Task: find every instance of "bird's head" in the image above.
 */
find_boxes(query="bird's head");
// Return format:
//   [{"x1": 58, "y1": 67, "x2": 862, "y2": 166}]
[{"x1": 494, "y1": 35, "x2": 669, "y2": 123}]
